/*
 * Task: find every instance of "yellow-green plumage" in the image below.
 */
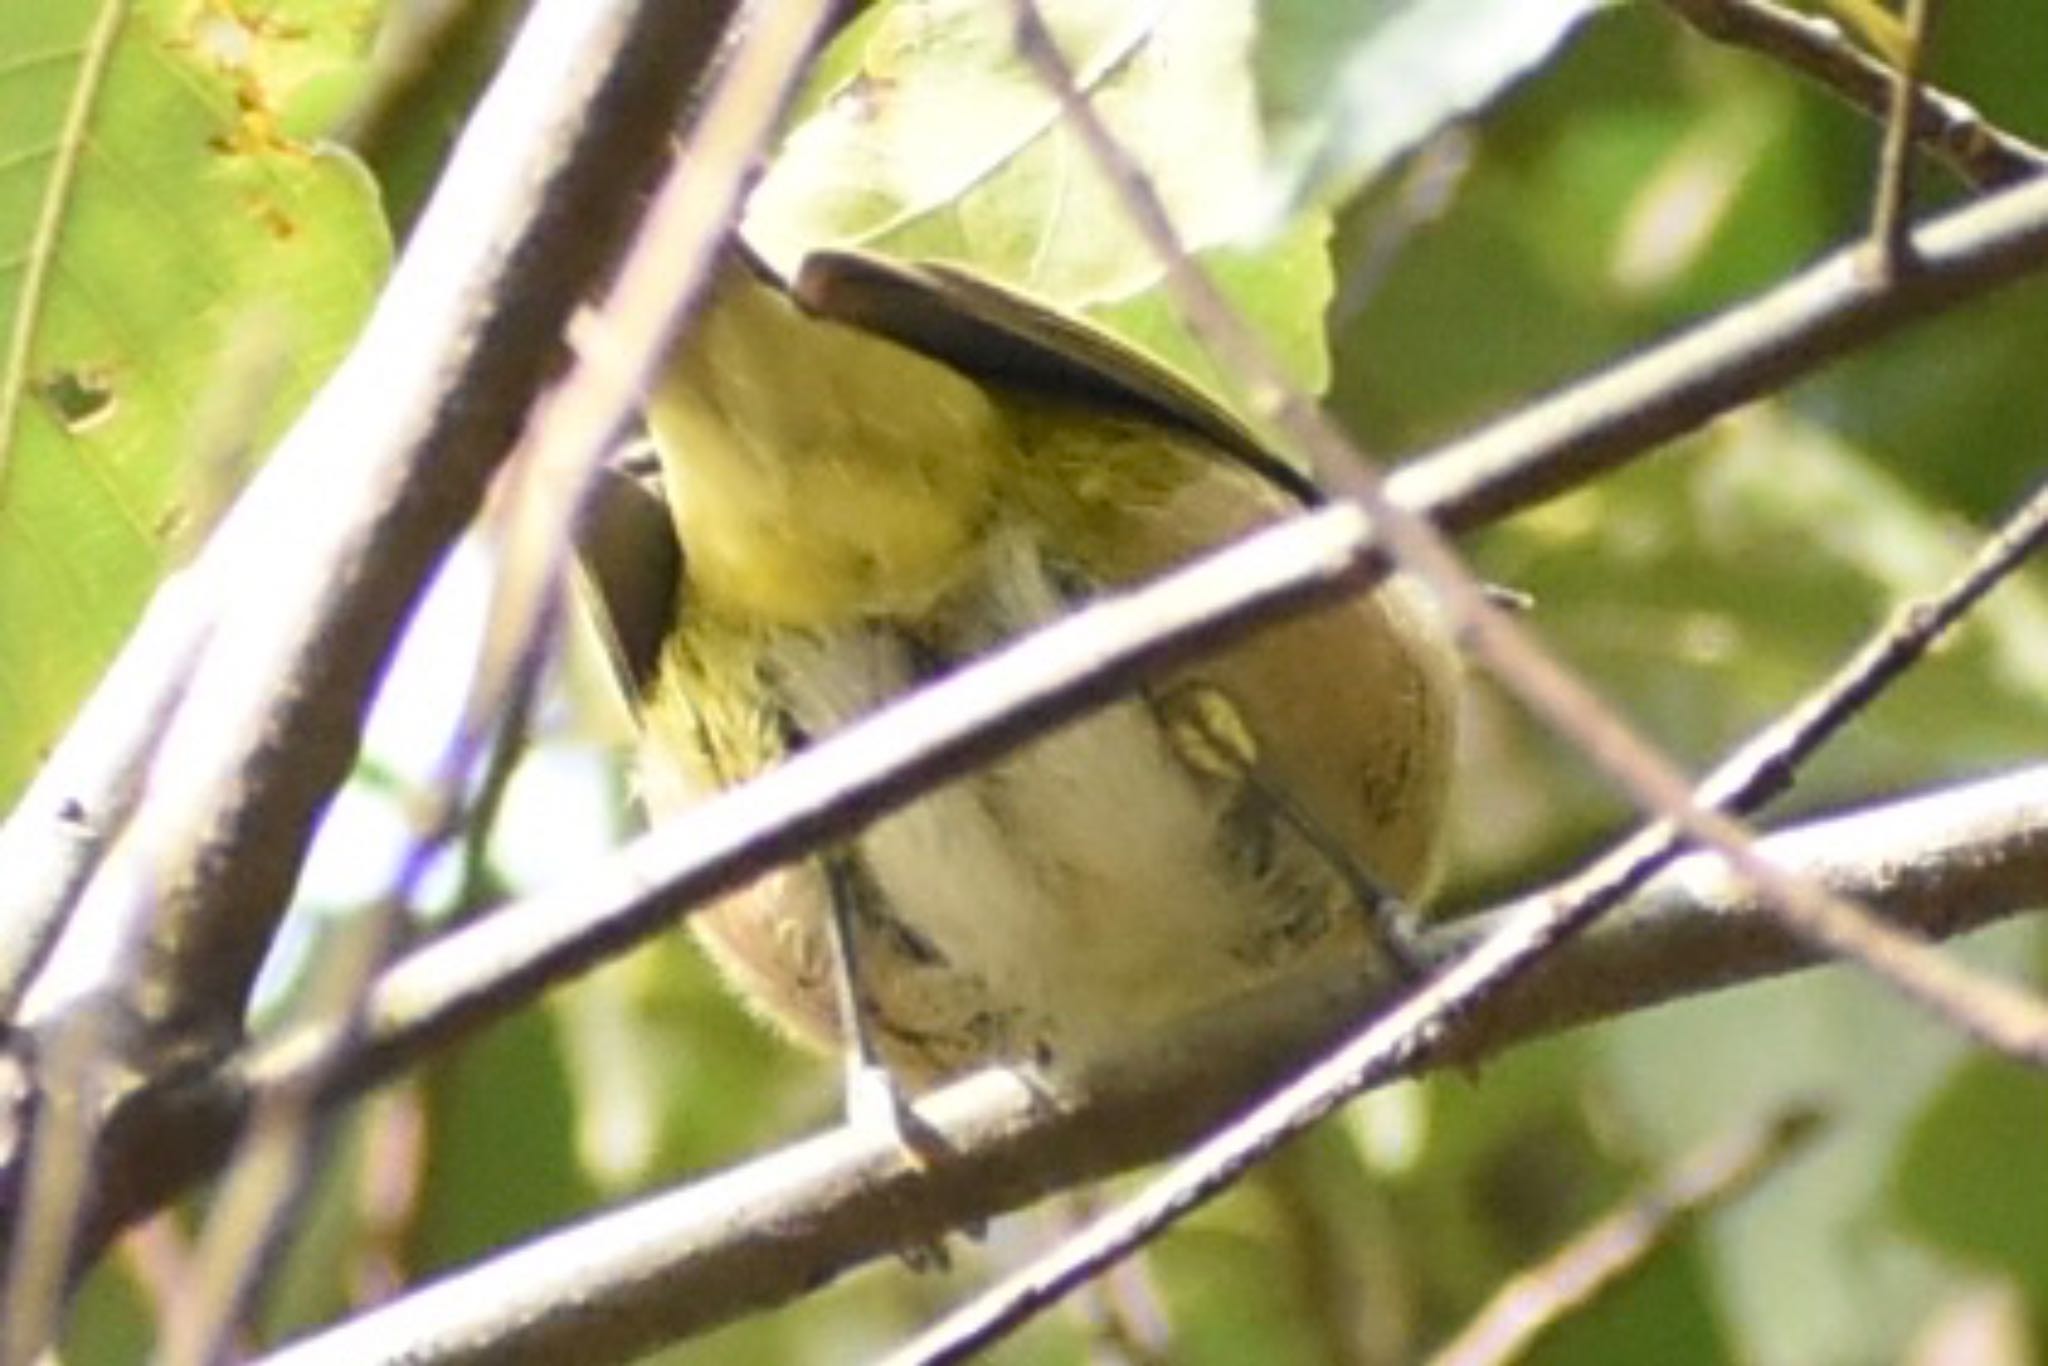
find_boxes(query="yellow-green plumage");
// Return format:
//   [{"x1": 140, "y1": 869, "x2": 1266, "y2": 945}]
[
  {"x1": 612, "y1": 248, "x2": 1459, "y2": 1087},
  {"x1": 646, "y1": 257, "x2": 1003, "y2": 627}
]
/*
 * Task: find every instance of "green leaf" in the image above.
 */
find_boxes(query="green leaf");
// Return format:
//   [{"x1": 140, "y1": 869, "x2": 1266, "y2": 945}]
[
  {"x1": 411, "y1": 1005, "x2": 596, "y2": 1276},
  {"x1": 1452, "y1": 407, "x2": 2048, "y2": 885},
  {"x1": 0, "y1": 0, "x2": 389, "y2": 807},
  {"x1": 1893, "y1": 1053, "x2": 2048, "y2": 1305},
  {"x1": 1601, "y1": 921, "x2": 2042, "y2": 1366},
  {"x1": 1255, "y1": 0, "x2": 1611, "y2": 218},
  {"x1": 744, "y1": 0, "x2": 1333, "y2": 401}
]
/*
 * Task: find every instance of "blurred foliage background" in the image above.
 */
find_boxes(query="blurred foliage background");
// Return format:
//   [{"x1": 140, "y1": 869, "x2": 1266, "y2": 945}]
[{"x1": 7, "y1": 0, "x2": 2047, "y2": 1362}]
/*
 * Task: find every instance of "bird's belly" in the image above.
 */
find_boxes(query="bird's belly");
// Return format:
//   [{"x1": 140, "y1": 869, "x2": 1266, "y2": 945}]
[
  {"x1": 689, "y1": 612, "x2": 1396, "y2": 1086},
  {"x1": 844, "y1": 684, "x2": 1381, "y2": 1079},
  {"x1": 678, "y1": 521, "x2": 1454, "y2": 1087}
]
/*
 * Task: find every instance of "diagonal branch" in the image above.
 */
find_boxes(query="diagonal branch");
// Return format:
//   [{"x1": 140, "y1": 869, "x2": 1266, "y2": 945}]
[
  {"x1": 250, "y1": 768, "x2": 2048, "y2": 1366},
  {"x1": 12, "y1": 157, "x2": 2048, "y2": 1265},
  {"x1": 13, "y1": 0, "x2": 746, "y2": 1056},
  {"x1": 1659, "y1": 0, "x2": 2048, "y2": 190},
  {"x1": 1005, "y1": 0, "x2": 2048, "y2": 1067},
  {"x1": 882, "y1": 448, "x2": 2048, "y2": 1362},
  {"x1": 1868, "y1": 0, "x2": 1940, "y2": 274},
  {"x1": 1426, "y1": 1103, "x2": 1829, "y2": 1366}
]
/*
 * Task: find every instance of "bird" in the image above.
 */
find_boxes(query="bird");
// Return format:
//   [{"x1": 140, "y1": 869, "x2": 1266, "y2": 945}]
[{"x1": 577, "y1": 242, "x2": 1460, "y2": 1105}]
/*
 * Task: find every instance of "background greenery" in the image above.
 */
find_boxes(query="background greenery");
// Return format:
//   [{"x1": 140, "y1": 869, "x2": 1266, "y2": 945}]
[{"x1": 5, "y1": 1, "x2": 2045, "y2": 1362}]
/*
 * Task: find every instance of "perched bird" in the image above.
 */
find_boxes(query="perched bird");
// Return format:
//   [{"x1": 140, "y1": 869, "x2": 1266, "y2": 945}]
[{"x1": 579, "y1": 244, "x2": 1459, "y2": 1097}]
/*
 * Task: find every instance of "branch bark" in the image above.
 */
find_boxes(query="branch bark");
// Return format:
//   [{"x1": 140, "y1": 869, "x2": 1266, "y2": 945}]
[
  {"x1": 11, "y1": 162, "x2": 2048, "y2": 1268},
  {"x1": 14, "y1": 0, "x2": 745, "y2": 1054},
  {"x1": 8, "y1": 10, "x2": 2048, "y2": 1352},
  {"x1": 1660, "y1": 0, "x2": 2048, "y2": 190},
  {"x1": 255, "y1": 767, "x2": 2048, "y2": 1366}
]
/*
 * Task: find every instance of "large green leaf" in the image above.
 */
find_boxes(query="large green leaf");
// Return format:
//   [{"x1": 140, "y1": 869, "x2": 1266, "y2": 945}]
[{"x1": 0, "y1": 0, "x2": 388, "y2": 807}]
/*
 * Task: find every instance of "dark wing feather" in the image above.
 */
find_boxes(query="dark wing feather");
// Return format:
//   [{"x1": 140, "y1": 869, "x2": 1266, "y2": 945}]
[
  {"x1": 574, "y1": 446, "x2": 682, "y2": 706},
  {"x1": 790, "y1": 250, "x2": 1324, "y2": 510}
]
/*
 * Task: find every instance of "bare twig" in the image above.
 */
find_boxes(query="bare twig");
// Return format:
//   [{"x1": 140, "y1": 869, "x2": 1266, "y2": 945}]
[
  {"x1": 350, "y1": 1085, "x2": 428, "y2": 1308},
  {"x1": 1427, "y1": 1104, "x2": 1828, "y2": 1366},
  {"x1": 14, "y1": 0, "x2": 745, "y2": 1061},
  {"x1": 1869, "y1": 0, "x2": 1940, "y2": 276},
  {"x1": 158, "y1": 545, "x2": 562, "y2": 1366},
  {"x1": 0, "y1": 1007, "x2": 122, "y2": 1366},
  {"x1": 247, "y1": 768, "x2": 2048, "y2": 1366},
  {"x1": 452, "y1": 646, "x2": 544, "y2": 910},
  {"x1": 16, "y1": 158, "x2": 2048, "y2": 1267},
  {"x1": 1659, "y1": 0, "x2": 2047, "y2": 190},
  {"x1": 155, "y1": 3, "x2": 835, "y2": 1356},
  {"x1": 885, "y1": 20, "x2": 2048, "y2": 1316},
  {"x1": 1058, "y1": 1189, "x2": 1176, "y2": 1366},
  {"x1": 1389, "y1": 170, "x2": 2048, "y2": 532}
]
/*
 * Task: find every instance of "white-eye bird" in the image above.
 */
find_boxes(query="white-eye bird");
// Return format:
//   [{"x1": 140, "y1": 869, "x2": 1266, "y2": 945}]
[{"x1": 579, "y1": 245, "x2": 1460, "y2": 1092}]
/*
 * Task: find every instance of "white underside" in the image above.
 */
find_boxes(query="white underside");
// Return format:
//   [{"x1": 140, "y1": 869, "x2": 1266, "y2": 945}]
[{"x1": 766, "y1": 535, "x2": 1357, "y2": 1068}]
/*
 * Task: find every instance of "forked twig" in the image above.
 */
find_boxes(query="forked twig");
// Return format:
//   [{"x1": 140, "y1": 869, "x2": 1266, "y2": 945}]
[
  {"x1": 1869, "y1": 0, "x2": 1941, "y2": 276},
  {"x1": 1660, "y1": 0, "x2": 2043, "y2": 191}
]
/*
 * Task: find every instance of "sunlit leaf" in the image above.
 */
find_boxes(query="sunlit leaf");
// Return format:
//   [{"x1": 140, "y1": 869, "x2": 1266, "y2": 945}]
[
  {"x1": 0, "y1": 0, "x2": 389, "y2": 805},
  {"x1": 745, "y1": 0, "x2": 1333, "y2": 403},
  {"x1": 1255, "y1": 0, "x2": 1611, "y2": 219}
]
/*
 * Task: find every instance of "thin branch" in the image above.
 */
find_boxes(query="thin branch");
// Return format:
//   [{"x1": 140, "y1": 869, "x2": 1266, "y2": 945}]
[
  {"x1": 248, "y1": 768, "x2": 2048, "y2": 1366},
  {"x1": 1389, "y1": 168, "x2": 2048, "y2": 532},
  {"x1": 13, "y1": 0, "x2": 746, "y2": 1058},
  {"x1": 1719, "y1": 477, "x2": 2048, "y2": 811},
  {"x1": 1009, "y1": 0, "x2": 2048, "y2": 1067},
  {"x1": 1427, "y1": 1103, "x2": 1828, "y2": 1366},
  {"x1": 1659, "y1": 0, "x2": 2047, "y2": 190},
  {"x1": 159, "y1": 542, "x2": 562, "y2": 1366},
  {"x1": 1057, "y1": 1189, "x2": 1176, "y2": 1366},
  {"x1": 15, "y1": 160, "x2": 2048, "y2": 1264},
  {"x1": 452, "y1": 638, "x2": 544, "y2": 910},
  {"x1": 0, "y1": 1007, "x2": 122, "y2": 1366},
  {"x1": 159, "y1": 3, "x2": 838, "y2": 1348},
  {"x1": 882, "y1": 271, "x2": 2048, "y2": 1366},
  {"x1": 1869, "y1": 0, "x2": 1940, "y2": 276}
]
